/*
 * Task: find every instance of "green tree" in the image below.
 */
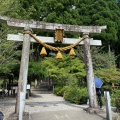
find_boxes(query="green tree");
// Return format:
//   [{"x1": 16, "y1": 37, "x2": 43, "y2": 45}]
[
  {"x1": 0, "y1": 0, "x2": 38, "y2": 80},
  {"x1": 40, "y1": 55, "x2": 86, "y2": 87},
  {"x1": 76, "y1": 46, "x2": 116, "y2": 70},
  {"x1": 0, "y1": 24, "x2": 21, "y2": 80},
  {"x1": 18, "y1": 0, "x2": 120, "y2": 67},
  {"x1": 0, "y1": 0, "x2": 34, "y2": 81}
]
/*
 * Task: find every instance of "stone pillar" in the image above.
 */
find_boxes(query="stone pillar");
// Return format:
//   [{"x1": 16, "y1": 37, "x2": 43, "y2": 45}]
[
  {"x1": 83, "y1": 33, "x2": 98, "y2": 108},
  {"x1": 16, "y1": 26, "x2": 32, "y2": 116}
]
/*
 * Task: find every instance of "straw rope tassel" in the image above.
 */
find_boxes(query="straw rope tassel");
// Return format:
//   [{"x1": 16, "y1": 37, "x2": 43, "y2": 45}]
[
  {"x1": 69, "y1": 48, "x2": 76, "y2": 56},
  {"x1": 56, "y1": 51, "x2": 63, "y2": 60},
  {"x1": 40, "y1": 47, "x2": 47, "y2": 56}
]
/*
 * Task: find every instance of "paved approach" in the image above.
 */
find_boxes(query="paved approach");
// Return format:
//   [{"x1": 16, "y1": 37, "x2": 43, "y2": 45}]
[{"x1": 25, "y1": 88, "x2": 105, "y2": 120}]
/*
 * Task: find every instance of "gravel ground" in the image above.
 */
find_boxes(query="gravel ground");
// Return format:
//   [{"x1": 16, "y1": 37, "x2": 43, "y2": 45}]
[
  {"x1": 0, "y1": 97, "x2": 16, "y2": 120},
  {"x1": 0, "y1": 88, "x2": 119, "y2": 120}
]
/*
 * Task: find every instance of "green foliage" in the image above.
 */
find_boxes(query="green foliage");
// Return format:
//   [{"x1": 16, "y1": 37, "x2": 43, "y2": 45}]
[
  {"x1": 95, "y1": 67, "x2": 120, "y2": 86},
  {"x1": 0, "y1": 39, "x2": 20, "y2": 78},
  {"x1": 28, "y1": 61, "x2": 46, "y2": 79},
  {"x1": 54, "y1": 86, "x2": 70, "y2": 96},
  {"x1": 78, "y1": 87, "x2": 89, "y2": 104},
  {"x1": 0, "y1": 23, "x2": 21, "y2": 78},
  {"x1": 54, "y1": 86, "x2": 88, "y2": 104},
  {"x1": 0, "y1": 0, "x2": 21, "y2": 18},
  {"x1": 0, "y1": 0, "x2": 25, "y2": 79},
  {"x1": 40, "y1": 55, "x2": 85, "y2": 86},
  {"x1": 90, "y1": 0, "x2": 120, "y2": 41},
  {"x1": 111, "y1": 89, "x2": 120, "y2": 108},
  {"x1": 76, "y1": 46, "x2": 116, "y2": 70},
  {"x1": 91, "y1": 47, "x2": 116, "y2": 70},
  {"x1": 0, "y1": 0, "x2": 16, "y2": 15},
  {"x1": 53, "y1": 87, "x2": 63, "y2": 96},
  {"x1": 63, "y1": 87, "x2": 88, "y2": 104}
]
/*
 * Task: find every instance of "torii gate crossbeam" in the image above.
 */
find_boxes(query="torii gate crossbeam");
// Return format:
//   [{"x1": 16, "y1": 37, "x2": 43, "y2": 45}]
[
  {"x1": 7, "y1": 34, "x2": 102, "y2": 45},
  {"x1": 0, "y1": 16, "x2": 106, "y2": 33}
]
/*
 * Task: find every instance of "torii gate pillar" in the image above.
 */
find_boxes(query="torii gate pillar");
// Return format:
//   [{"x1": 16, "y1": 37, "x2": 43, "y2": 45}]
[
  {"x1": 16, "y1": 26, "x2": 32, "y2": 116},
  {"x1": 83, "y1": 33, "x2": 97, "y2": 107}
]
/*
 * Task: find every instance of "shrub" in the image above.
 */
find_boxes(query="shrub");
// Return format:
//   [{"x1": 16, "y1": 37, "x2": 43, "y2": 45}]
[
  {"x1": 54, "y1": 86, "x2": 89, "y2": 104},
  {"x1": 111, "y1": 90, "x2": 120, "y2": 110},
  {"x1": 60, "y1": 86, "x2": 70, "y2": 96},
  {"x1": 54, "y1": 86, "x2": 71, "y2": 96},
  {"x1": 78, "y1": 88, "x2": 89, "y2": 104},
  {"x1": 64, "y1": 87, "x2": 88, "y2": 104},
  {"x1": 64, "y1": 87, "x2": 79, "y2": 104},
  {"x1": 53, "y1": 87, "x2": 63, "y2": 96}
]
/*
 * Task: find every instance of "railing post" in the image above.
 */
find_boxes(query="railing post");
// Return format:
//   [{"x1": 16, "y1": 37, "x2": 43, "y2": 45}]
[{"x1": 104, "y1": 91, "x2": 112, "y2": 120}]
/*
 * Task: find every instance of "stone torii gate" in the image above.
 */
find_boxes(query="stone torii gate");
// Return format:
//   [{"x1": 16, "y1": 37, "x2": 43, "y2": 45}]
[{"x1": 0, "y1": 16, "x2": 106, "y2": 119}]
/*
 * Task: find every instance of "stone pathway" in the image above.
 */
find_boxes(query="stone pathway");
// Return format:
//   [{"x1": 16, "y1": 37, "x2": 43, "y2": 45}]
[{"x1": 25, "y1": 88, "x2": 105, "y2": 120}]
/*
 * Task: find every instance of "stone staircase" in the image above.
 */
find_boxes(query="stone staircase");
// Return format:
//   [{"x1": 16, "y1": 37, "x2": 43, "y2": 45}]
[{"x1": 32, "y1": 81, "x2": 53, "y2": 94}]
